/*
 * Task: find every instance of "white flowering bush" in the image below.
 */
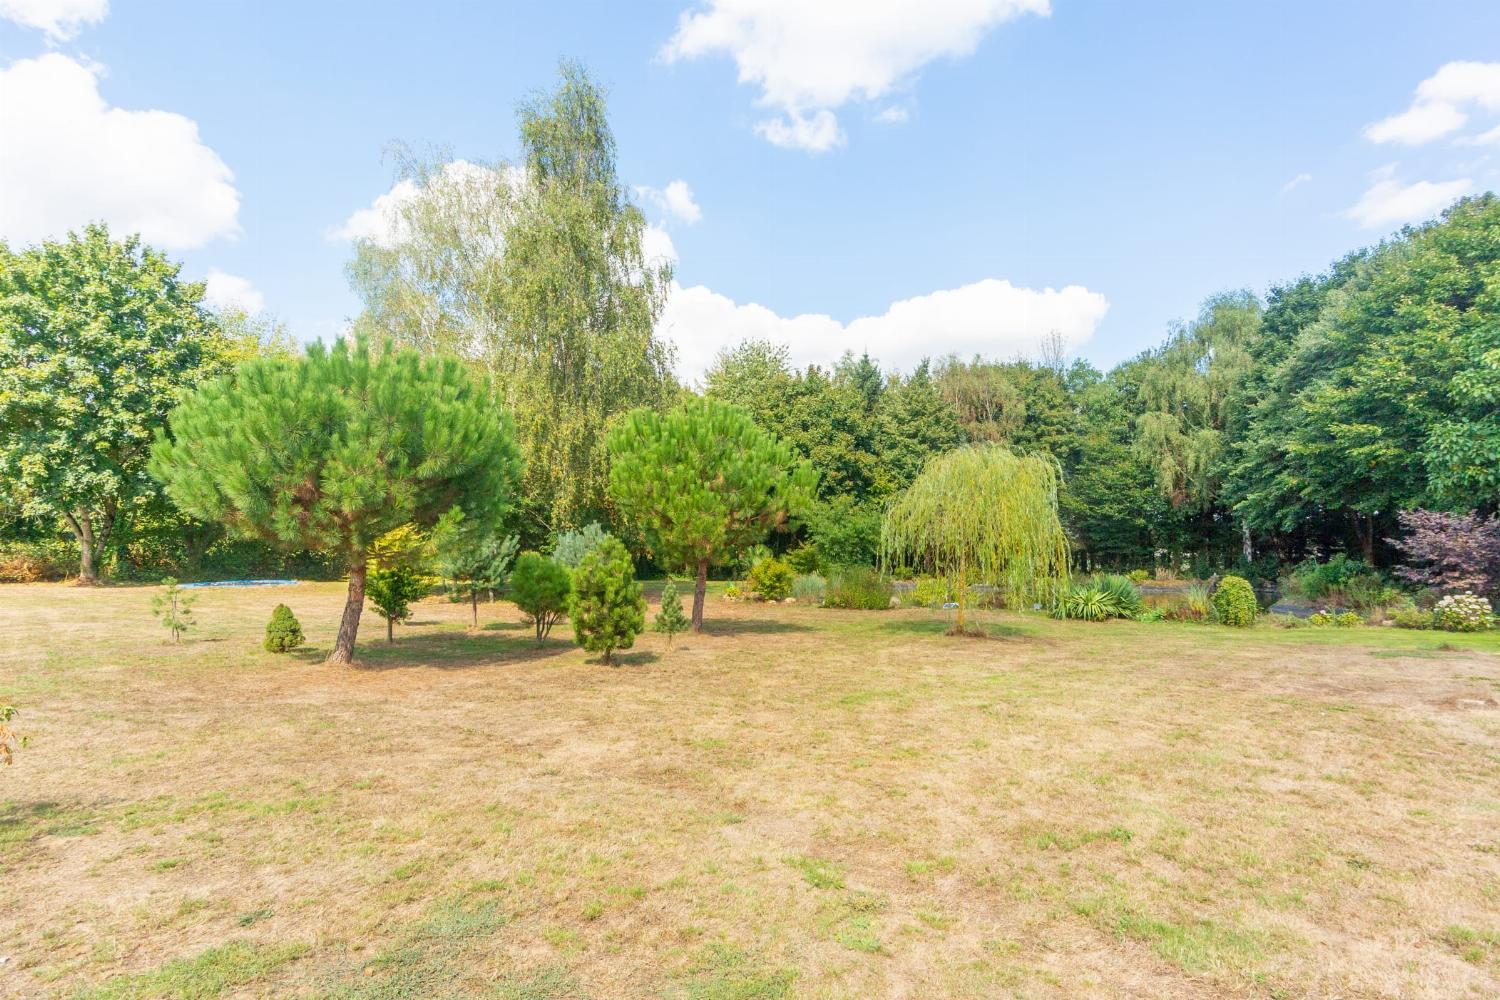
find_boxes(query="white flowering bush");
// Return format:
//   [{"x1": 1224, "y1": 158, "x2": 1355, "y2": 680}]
[{"x1": 1432, "y1": 592, "x2": 1495, "y2": 632}]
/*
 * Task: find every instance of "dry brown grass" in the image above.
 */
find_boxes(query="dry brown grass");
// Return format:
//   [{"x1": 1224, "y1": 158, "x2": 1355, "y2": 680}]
[{"x1": 2, "y1": 581, "x2": 1499, "y2": 999}]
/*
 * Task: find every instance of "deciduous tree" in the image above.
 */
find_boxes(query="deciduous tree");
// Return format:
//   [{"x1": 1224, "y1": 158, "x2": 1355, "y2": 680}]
[
  {"x1": 0, "y1": 225, "x2": 235, "y2": 582},
  {"x1": 882, "y1": 446, "x2": 1070, "y2": 633}
]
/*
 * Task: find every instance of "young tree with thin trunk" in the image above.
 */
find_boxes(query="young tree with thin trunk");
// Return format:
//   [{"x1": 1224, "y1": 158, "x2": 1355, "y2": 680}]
[
  {"x1": 607, "y1": 397, "x2": 816, "y2": 632},
  {"x1": 882, "y1": 445, "x2": 1070, "y2": 634},
  {"x1": 151, "y1": 337, "x2": 522, "y2": 664}
]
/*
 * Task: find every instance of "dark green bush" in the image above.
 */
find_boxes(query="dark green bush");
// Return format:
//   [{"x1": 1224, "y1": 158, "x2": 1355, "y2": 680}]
[
  {"x1": 264, "y1": 604, "x2": 304, "y2": 652},
  {"x1": 511, "y1": 551, "x2": 572, "y2": 643},
  {"x1": 823, "y1": 566, "x2": 893, "y2": 610},
  {"x1": 1210, "y1": 575, "x2": 1257, "y2": 627},
  {"x1": 747, "y1": 556, "x2": 794, "y2": 601},
  {"x1": 785, "y1": 544, "x2": 821, "y2": 575}
]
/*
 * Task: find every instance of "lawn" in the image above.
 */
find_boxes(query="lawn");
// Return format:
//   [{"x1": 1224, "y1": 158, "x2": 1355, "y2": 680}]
[{"x1": 2, "y1": 582, "x2": 1499, "y2": 999}]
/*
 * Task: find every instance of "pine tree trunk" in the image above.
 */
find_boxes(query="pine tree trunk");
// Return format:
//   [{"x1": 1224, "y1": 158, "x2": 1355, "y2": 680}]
[
  {"x1": 328, "y1": 561, "x2": 367, "y2": 665},
  {"x1": 692, "y1": 558, "x2": 708, "y2": 633},
  {"x1": 471, "y1": 591, "x2": 479, "y2": 629}
]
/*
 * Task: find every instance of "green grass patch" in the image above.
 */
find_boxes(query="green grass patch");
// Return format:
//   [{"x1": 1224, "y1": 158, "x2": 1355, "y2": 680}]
[
  {"x1": 74, "y1": 940, "x2": 309, "y2": 999},
  {"x1": 784, "y1": 854, "x2": 845, "y2": 889},
  {"x1": 675, "y1": 943, "x2": 794, "y2": 1000}
]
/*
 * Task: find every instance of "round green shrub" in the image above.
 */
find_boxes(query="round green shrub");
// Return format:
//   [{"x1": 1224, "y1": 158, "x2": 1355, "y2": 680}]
[
  {"x1": 264, "y1": 603, "x2": 304, "y2": 652},
  {"x1": 1210, "y1": 575, "x2": 1257, "y2": 628},
  {"x1": 746, "y1": 556, "x2": 794, "y2": 601}
]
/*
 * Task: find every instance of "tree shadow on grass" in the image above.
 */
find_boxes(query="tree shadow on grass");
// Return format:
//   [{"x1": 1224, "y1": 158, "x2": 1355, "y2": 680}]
[
  {"x1": 599, "y1": 650, "x2": 660, "y2": 667},
  {"x1": 877, "y1": 617, "x2": 1032, "y2": 640},
  {"x1": 699, "y1": 618, "x2": 818, "y2": 637},
  {"x1": 286, "y1": 630, "x2": 574, "y2": 671}
]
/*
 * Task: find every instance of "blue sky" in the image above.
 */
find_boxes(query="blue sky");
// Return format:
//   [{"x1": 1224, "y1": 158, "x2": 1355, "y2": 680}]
[{"x1": 3, "y1": 0, "x2": 1498, "y2": 380}]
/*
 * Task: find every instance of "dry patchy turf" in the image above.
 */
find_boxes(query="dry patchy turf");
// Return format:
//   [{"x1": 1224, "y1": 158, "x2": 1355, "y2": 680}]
[{"x1": 2, "y1": 582, "x2": 1499, "y2": 999}]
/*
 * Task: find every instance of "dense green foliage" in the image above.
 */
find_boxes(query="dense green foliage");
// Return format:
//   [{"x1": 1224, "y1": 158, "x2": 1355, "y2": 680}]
[
  {"x1": 569, "y1": 536, "x2": 644, "y2": 664},
  {"x1": 263, "y1": 604, "x2": 304, "y2": 653},
  {"x1": 652, "y1": 578, "x2": 689, "y2": 645},
  {"x1": 510, "y1": 551, "x2": 572, "y2": 643},
  {"x1": 1210, "y1": 575, "x2": 1258, "y2": 627},
  {"x1": 0, "y1": 226, "x2": 239, "y2": 582},
  {"x1": 607, "y1": 396, "x2": 816, "y2": 631},
  {"x1": 151, "y1": 336, "x2": 523, "y2": 662},
  {"x1": 883, "y1": 446, "x2": 1070, "y2": 630}
]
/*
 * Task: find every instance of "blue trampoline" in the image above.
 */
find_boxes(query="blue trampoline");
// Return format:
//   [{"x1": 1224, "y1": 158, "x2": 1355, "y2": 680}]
[{"x1": 179, "y1": 579, "x2": 299, "y2": 589}]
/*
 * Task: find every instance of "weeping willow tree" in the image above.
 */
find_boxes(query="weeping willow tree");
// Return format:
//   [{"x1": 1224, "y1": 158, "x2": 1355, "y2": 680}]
[
  {"x1": 882, "y1": 446, "x2": 1069, "y2": 633},
  {"x1": 1133, "y1": 291, "x2": 1262, "y2": 559}
]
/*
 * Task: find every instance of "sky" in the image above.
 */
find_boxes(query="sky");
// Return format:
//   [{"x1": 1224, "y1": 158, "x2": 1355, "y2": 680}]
[{"x1": 2, "y1": 0, "x2": 1499, "y2": 383}]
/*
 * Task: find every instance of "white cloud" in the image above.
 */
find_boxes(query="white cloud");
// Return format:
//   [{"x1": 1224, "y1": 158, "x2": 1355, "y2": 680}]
[
  {"x1": 874, "y1": 105, "x2": 910, "y2": 125},
  {"x1": 659, "y1": 277, "x2": 1108, "y2": 383},
  {"x1": 0, "y1": 0, "x2": 107, "y2": 40},
  {"x1": 661, "y1": 0, "x2": 1049, "y2": 151},
  {"x1": 637, "y1": 179, "x2": 703, "y2": 224},
  {"x1": 642, "y1": 224, "x2": 679, "y2": 267},
  {"x1": 1460, "y1": 123, "x2": 1500, "y2": 147},
  {"x1": 1366, "y1": 61, "x2": 1500, "y2": 145},
  {"x1": 202, "y1": 269, "x2": 265, "y2": 313},
  {"x1": 754, "y1": 109, "x2": 845, "y2": 151},
  {"x1": 1281, "y1": 172, "x2": 1312, "y2": 193},
  {"x1": 328, "y1": 160, "x2": 513, "y2": 247},
  {"x1": 0, "y1": 54, "x2": 240, "y2": 249},
  {"x1": 1365, "y1": 101, "x2": 1467, "y2": 145},
  {"x1": 1344, "y1": 171, "x2": 1472, "y2": 229}
]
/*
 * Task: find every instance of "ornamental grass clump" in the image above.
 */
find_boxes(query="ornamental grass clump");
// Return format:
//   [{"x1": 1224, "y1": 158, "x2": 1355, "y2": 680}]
[
  {"x1": 1052, "y1": 574, "x2": 1142, "y2": 622},
  {"x1": 1432, "y1": 592, "x2": 1495, "y2": 632},
  {"x1": 1210, "y1": 575, "x2": 1258, "y2": 627},
  {"x1": 882, "y1": 445, "x2": 1069, "y2": 634},
  {"x1": 822, "y1": 566, "x2": 893, "y2": 610}
]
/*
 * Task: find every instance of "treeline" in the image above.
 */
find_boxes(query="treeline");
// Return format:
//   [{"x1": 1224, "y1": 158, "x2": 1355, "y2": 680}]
[
  {"x1": 713, "y1": 194, "x2": 1500, "y2": 581},
  {"x1": 1, "y1": 61, "x2": 1497, "y2": 586}
]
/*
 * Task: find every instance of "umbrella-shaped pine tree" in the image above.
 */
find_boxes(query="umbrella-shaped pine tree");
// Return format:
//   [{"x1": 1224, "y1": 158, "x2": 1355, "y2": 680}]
[
  {"x1": 150, "y1": 336, "x2": 523, "y2": 663},
  {"x1": 607, "y1": 397, "x2": 816, "y2": 632}
]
